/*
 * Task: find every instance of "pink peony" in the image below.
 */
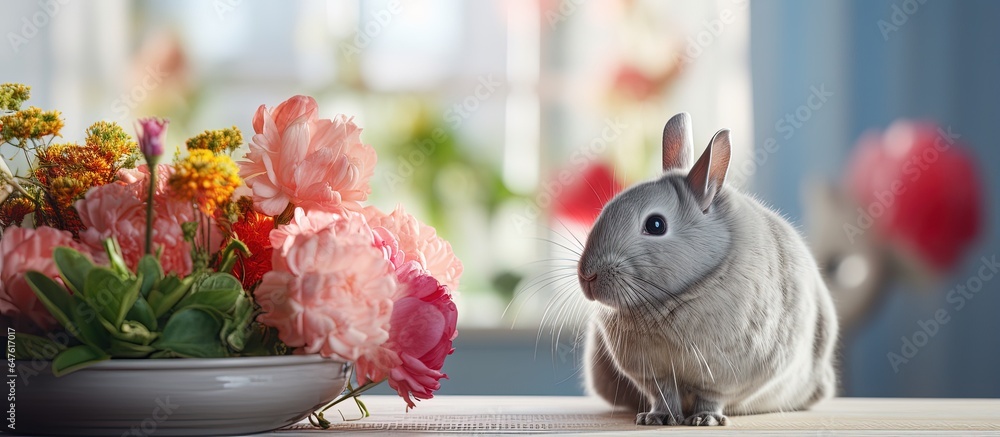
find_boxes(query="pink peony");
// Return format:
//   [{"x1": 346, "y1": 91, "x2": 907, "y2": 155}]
[
  {"x1": 372, "y1": 226, "x2": 405, "y2": 270},
  {"x1": 268, "y1": 208, "x2": 371, "y2": 269},
  {"x1": 0, "y1": 226, "x2": 92, "y2": 332},
  {"x1": 75, "y1": 182, "x2": 193, "y2": 276},
  {"x1": 362, "y1": 206, "x2": 463, "y2": 291},
  {"x1": 240, "y1": 95, "x2": 377, "y2": 216},
  {"x1": 255, "y1": 208, "x2": 396, "y2": 361},
  {"x1": 357, "y1": 261, "x2": 458, "y2": 409}
]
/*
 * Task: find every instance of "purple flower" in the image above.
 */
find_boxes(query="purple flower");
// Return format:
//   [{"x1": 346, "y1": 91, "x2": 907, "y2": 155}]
[{"x1": 135, "y1": 117, "x2": 168, "y2": 159}]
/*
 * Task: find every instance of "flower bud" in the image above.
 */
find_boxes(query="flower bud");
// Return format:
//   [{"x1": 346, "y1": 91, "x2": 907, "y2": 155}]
[{"x1": 135, "y1": 117, "x2": 168, "y2": 159}]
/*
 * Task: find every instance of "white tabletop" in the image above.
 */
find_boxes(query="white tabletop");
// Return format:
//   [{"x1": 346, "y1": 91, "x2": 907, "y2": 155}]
[{"x1": 273, "y1": 395, "x2": 1000, "y2": 435}]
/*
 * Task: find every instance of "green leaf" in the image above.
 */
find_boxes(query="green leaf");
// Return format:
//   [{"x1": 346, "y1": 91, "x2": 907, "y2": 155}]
[
  {"x1": 109, "y1": 339, "x2": 155, "y2": 358},
  {"x1": 146, "y1": 290, "x2": 163, "y2": 310},
  {"x1": 149, "y1": 350, "x2": 176, "y2": 358},
  {"x1": 137, "y1": 255, "x2": 164, "y2": 297},
  {"x1": 112, "y1": 320, "x2": 158, "y2": 345},
  {"x1": 217, "y1": 239, "x2": 250, "y2": 274},
  {"x1": 69, "y1": 296, "x2": 111, "y2": 349},
  {"x1": 224, "y1": 325, "x2": 245, "y2": 352},
  {"x1": 51, "y1": 345, "x2": 108, "y2": 377},
  {"x1": 95, "y1": 316, "x2": 119, "y2": 336},
  {"x1": 241, "y1": 324, "x2": 288, "y2": 357},
  {"x1": 84, "y1": 268, "x2": 141, "y2": 328},
  {"x1": 233, "y1": 291, "x2": 253, "y2": 321},
  {"x1": 152, "y1": 308, "x2": 227, "y2": 358},
  {"x1": 177, "y1": 273, "x2": 242, "y2": 313},
  {"x1": 25, "y1": 271, "x2": 75, "y2": 332},
  {"x1": 126, "y1": 295, "x2": 157, "y2": 331},
  {"x1": 28, "y1": 271, "x2": 112, "y2": 350},
  {"x1": 13, "y1": 333, "x2": 66, "y2": 360},
  {"x1": 150, "y1": 275, "x2": 194, "y2": 318},
  {"x1": 197, "y1": 273, "x2": 243, "y2": 295},
  {"x1": 102, "y1": 238, "x2": 130, "y2": 278},
  {"x1": 223, "y1": 293, "x2": 254, "y2": 352},
  {"x1": 53, "y1": 247, "x2": 94, "y2": 295}
]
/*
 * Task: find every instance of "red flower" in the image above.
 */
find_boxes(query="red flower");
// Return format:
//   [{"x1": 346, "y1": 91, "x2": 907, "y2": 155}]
[
  {"x1": 356, "y1": 262, "x2": 458, "y2": 409},
  {"x1": 846, "y1": 120, "x2": 983, "y2": 272},
  {"x1": 552, "y1": 162, "x2": 623, "y2": 228},
  {"x1": 231, "y1": 200, "x2": 274, "y2": 290}
]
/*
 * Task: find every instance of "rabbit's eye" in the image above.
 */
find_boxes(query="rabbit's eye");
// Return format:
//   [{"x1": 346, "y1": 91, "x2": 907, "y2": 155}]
[{"x1": 643, "y1": 214, "x2": 667, "y2": 236}]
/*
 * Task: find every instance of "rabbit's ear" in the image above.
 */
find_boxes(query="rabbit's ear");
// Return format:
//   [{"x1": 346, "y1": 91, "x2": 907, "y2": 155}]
[
  {"x1": 662, "y1": 113, "x2": 694, "y2": 172},
  {"x1": 687, "y1": 129, "x2": 732, "y2": 213}
]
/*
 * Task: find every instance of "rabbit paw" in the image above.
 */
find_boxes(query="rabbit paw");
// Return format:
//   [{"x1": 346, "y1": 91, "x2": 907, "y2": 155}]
[
  {"x1": 682, "y1": 411, "x2": 728, "y2": 426},
  {"x1": 636, "y1": 411, "x2": 682, "y2": 426}
]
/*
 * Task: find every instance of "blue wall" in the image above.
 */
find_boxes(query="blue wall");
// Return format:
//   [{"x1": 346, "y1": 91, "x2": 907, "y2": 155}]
[{"x1": 751, "y1": 0, "x2": 1000, "y2": 397}]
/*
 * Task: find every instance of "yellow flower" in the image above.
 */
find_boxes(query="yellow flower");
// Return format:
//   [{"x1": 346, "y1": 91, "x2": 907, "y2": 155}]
[
  {"x1": 86, "y1": 121, "x2": 139, "y2": 167},
  {"x1": 168, "y1": 149, "x2": 242, "y2": 213},
  {"x1": 0, "y1": 83, "x2": 30, "y2": 111},
  {"x1": 0, "y1": 106, "x2": 64, "y2": 144},
  {"x1": 186, "y1": 126, "x2": 243, "y2": 155}
]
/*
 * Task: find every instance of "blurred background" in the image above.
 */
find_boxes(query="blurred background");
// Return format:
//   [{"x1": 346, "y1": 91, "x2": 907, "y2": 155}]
[{"x1": 1, "y1": 0, "x2": 997, "y2": 399}]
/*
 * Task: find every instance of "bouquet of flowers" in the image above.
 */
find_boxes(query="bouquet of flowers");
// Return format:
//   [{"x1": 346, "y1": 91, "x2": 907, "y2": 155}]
[{"x1": 0, "y1": 84, "x2": 462, "y2": 421}]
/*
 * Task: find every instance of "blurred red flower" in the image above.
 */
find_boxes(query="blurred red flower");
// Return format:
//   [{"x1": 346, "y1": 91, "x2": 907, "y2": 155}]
[
  {"x1": 552, "y1": 162, "x2": 624, "y2": 228},
  {"x1": 846, "y1": 120, "x2": 984, "y2": 272}
]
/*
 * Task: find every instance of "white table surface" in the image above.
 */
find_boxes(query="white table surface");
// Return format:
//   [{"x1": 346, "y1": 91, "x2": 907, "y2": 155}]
[{"x1": 273, "y1": 395, "x2": 1000, "y2": 435}]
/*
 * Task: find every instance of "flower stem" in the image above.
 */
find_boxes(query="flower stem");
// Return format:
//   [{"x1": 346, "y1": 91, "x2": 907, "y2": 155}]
[
  {"x1": 145, "y1": 160, "x2": 158, "y2": 255},
  {"x1": 310, "y1": 377, "x2": 386, "y2": 428},
  {"x1": 320, "y1": 378, "x2": 385, "y2": 414}
]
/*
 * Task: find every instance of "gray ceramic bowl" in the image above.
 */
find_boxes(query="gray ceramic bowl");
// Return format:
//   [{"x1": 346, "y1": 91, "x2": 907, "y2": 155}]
[{"x1": 14, "y1": 355, "x2": 350, "y2": 436}]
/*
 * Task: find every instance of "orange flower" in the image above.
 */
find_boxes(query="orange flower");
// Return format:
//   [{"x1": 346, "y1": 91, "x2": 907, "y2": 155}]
[
  {"x1": 31, "y1": 122, "x2": 138, "y2": 233},
  {"x1": 0, "y1": 197, "x2": 34, "y2": 228},
  {"x1": 168, "y1": 149, "x2": 242, "y2": 214},
  {"x1": 230, "y1": 197, "x2": 274, "y2": 290}
]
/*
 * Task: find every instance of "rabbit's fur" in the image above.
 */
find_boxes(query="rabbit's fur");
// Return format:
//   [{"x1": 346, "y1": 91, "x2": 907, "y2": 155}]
[{"x1": 579, "y1": 113, "x2": 838, "y2": 426}]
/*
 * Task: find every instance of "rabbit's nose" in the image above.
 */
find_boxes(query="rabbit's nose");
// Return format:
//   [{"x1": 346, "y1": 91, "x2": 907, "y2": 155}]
[
  {"x1": 578, "y1": 271, "x2": 598, "y2": 301},
  {"x1": 578, "y1": 262, "x2": 597, "y2": 282}
]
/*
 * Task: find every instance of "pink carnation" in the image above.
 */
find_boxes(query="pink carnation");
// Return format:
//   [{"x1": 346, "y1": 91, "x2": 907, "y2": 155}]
[
  {"x1": 75, "y1": 182, "x2": 193, "y2": 276},
  {"x1": 362, "y1": 206, "x2": 463, "y2": 290},
  {"x1": 118, "y1": 164, "x2": 172, "y2": 197},
  {"x1": 118, "y1": 165, "x2": 200, "y2": 225},
  {"x1": 240, "y1": 95, "x2": 377, "y2": 216},
  {"x1": 119, "y1": 164, "x2": 224, "y2": 258},
  {"x1": 255, "y1": 208, "x2": 396, "y2": 361},
  {"x1": 357, "y1": 261, "x2": 458, "y2": 409},
  {"x1": 0, "y1": 227, "x2": 92, "y2": 332}
]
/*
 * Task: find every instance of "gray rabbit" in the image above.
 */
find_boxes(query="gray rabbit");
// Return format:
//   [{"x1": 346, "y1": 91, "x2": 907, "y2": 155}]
[{"x1": 579, "y1": 113, "x2": 838, "y2": 426}]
